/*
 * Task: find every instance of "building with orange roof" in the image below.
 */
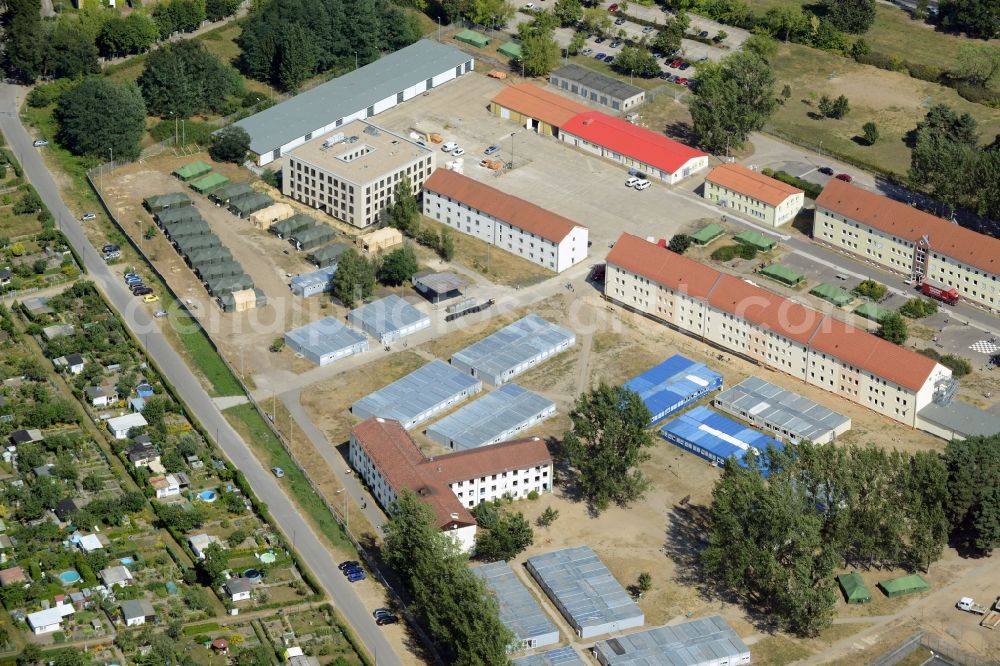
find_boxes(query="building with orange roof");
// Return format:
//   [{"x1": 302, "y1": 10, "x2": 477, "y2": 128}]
[
  {"x1": 422, "y1": 169, "x2": 589, "y2": 273},
  {"x1": 349, "y1": 417, "x2": 553, "y2": 552},
  {"x1": 704, "y1": 163, "x2": 805, "y2": 227},
  {"x1": 489, "y1": 83, "x2": 590, "y2": 137},
  {"x1": 815, "y1": 179, "x2": 1000, "y2": 310},
  {"x1": 604, "y1": 233, "x2": 951, "y2": 428}
]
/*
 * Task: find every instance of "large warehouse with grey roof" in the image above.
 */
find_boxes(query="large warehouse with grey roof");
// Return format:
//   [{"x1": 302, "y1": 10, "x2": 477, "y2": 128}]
[{"x1": 234, "y1": 40, "x2": 474, "y2": 165}]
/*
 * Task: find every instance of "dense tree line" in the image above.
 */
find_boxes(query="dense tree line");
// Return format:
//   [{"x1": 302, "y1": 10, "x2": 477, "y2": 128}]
[
  {"x1": 939, "y1": 0, "x2": 999, "y2": 39},
  {"x1": 235, "y1": 0, "x2": 422, "y2": 90},
  {"x1": 690, "y1": 50, "x2": 777, "y2": 152},
  {"x1": 138, "y1": 41, "x2": 243, "y2": 118},
  {"x1": 383, "y1": 490, "x2": 513, "y2": 665},
  {"x1": 908, "y1": 103, "x2": 1000, "y2": 220},
  {"x1": 703, "y1": 435, "x2": 999, "y2": 636}
]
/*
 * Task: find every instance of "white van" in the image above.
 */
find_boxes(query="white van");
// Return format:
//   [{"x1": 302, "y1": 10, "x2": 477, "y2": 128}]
[
  {"x1": 634, "y1": 179, "x2": 651, "y2": 190},
  {"x1": 441, "y1": 141, "x2": 458, "y2": 152},
  {"x1": 625, "y1": 176, "x2": 640, "y2": 187}
]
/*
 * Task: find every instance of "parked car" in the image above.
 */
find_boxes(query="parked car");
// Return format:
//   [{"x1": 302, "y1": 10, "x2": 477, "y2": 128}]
[
  {"x1": 523, "y1": 2, "x2": 534, "y2": 8},
  {"x1": 451, "y1": 147, "x2": 465, "y2": 156},
  {"x1": 634, "y1": 179, "x2": 651, "y2": 190},
  {"x1": 676, "y1": 77, "x2": 688, "y2": 85},
  {"x1": 670, "y1": 58, "x2": 683, "y2": 68},
  {"x1": 698, "y1": 30, "x2": 709, "y2": 37},
  {"x1": 339, "y1": 560, "x2": 360, "y2": 571},
  {"x1": 154, "y1": 310, "x2": 168, "y2": 318},
  {"x1": 819, "y1": 166, "x2": 834, "y2": 175},
  {"x1": 373, "y1": 608, "x2": 393, "y2": 619},
  {"x1": 595, "y1": 52, "x2": 607, "y2": 59},
  {"x1": 595, "y1": 36, "x2": 606, "y2": 43},
  {"x1": 81, "y1": 212, "x2": 97, "y2": 221},
  {"x1": 625, "y1": 176, "x2": 640, "y2": 187},
  {"x1": 441, "y1": 141, "x2": 458, "y2": 152},
  {"x1": 133, "y1": 286, "x2": 152, "y2": 296},
  {"x1": 604, "y1": 55, "x2": 614, "y2": 63},
  {"x1": 581, "y1": 47, "x2": 593, "y2": 55},
  {"x1": 32, "y1": 139, "x2": 48, "y2": 147},
  {"x1": 610, "y1": 39, "x2": 622, "y2": 48},
  {"x1": 658, "y1": 72, "x2": 671, "y2": 79},
  {"x1": 484, "y1": 145, "x2": 500, "y2": 155},
  {"x1": 685, "y1": 78, "x2": 696, "y2": 88},
  {"x1": 642, "y1": 25, "x2": 655, "y2": 33},
  {"x1": 142, "y1": 294, "x2": 159, "y2": 303},
  {"x1": 347, "y1": 571, "x2": 365, "y2": 583},
  {"x1": 679, "y1": 62, "x2": 690, "y2": 70},
  {"x1": 614, "y1": 16, "x2": 626, "y2": 25},
  {"x1": 376, "y1": 615, "x2": 398, "y2": 626},
  {"x1": 608, "y1": 3, "x2": 618, "y2": 11},
  {"x1": 271, "y1": 466, "x2": 285, "y2": 478},
  {"x1": 103, "y1": 244, "x2": 119, "y2": 254},
  {"x1": 836, "y1": 173, "x2": 853, "y2": 182}
]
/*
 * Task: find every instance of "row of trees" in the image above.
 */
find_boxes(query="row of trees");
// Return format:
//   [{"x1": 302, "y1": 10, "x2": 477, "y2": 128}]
[{"x1": 235, "y1": 0, "x2": 422, "y2": 90}]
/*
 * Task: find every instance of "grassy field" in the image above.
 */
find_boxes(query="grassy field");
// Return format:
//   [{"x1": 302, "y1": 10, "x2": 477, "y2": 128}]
[
  {"x1": 170, "y1": 311, "x2": 245, "y2": 396},
  {"x1": 569, "y1": 54, "x2": 669, "y2": 91},
  {"x1": 224, "y1": 403, "x2": 356, "y2": 554},
  {"x1": 767, "y1": 42, "x2": 1000, "y2": 176}
]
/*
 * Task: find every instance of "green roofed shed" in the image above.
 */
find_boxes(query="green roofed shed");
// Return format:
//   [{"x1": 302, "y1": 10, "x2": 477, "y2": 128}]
[
  {"x1": 761, "y1": 263, "x2": 804, "y2": 286},
  {"x1": 498, "y1": 42, "x2": 522, "y2": 59},
  {"x1": 691, "y1": 223, "x2": 725, "y2": 245},
  {"x1": 271, "y1": 214, "x2": 316, "y2": 239},
  {"x1": 156, "y1": 206, "x2": 202, "y2": 226},
  {"x1": 454, "y1": 30, "x2": 490, "y2": 48},
  {"x1": 734, "y1": 230, "x2": 777, "y2": 251},
  {"x1": 810, "y1": 283, "x2": 853, "y2": 307},
  {"x1": 854, "y1": 302, "x2": 891, "y2": 322},
  {"x1": 836, "y1": 573, "x2": 871, "y2": 604},
  {"x1": 877, "y1": 574, "x2": 928, "y2": 598},
  {"x1": 145, "y1": 192, "x2": 191, "y2": 212},
  {"x1": 210, "y1": 182, "x2": 254, "y2": 204},
  {"x1": 173, "y1": 160, "x2": 211, "y2": 182},
  {"x1": 229, "y1": 192, "x2": 274, "y2": 218},
  {"x1": 190, "y1": 173, "x2": 231, "y2": 194}
]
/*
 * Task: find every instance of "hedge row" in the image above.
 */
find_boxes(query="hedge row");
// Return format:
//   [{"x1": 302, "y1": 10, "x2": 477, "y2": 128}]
[{"x1": 761, "y1": 167, "x2": 823, "y2": 199}]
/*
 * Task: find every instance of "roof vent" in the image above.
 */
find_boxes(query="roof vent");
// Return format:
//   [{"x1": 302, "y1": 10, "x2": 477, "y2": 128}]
[
  {"x1": 582, "y1": 118, "x2": 594, "y2": 126},
  {"x1": 376, "y1": 417, "x2": 384, "y2": 423},
  {"x1": 450, "y1": 513, "x2": 459, "y2": 519}
]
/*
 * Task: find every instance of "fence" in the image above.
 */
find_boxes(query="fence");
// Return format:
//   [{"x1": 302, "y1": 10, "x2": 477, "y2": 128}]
[
  {"x1": 85, "y1": 158, "x2": 446, "y2": 666},
  {"x1": 871, "y1": 631, "x2": 990, "y2": 666}
]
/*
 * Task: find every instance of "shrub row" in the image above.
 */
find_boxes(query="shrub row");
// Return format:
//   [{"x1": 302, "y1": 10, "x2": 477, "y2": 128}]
[
  {"x1": 761, "y1": 167, "x2": 823, "y2": 199},
  {"x1": 854, "y1": 51, "x2": 1000, "y2": 108}
]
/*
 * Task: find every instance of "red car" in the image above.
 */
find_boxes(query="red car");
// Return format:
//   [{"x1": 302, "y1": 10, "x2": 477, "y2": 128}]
[
  {"x1": 676, "y1": 77, "x2": 688, "y2": 85},
  {"x1": 608, "y1": 3, "x2": 618, "y2": 11},
  {"x1": 670, "y1": 58, "x2": 683, "y2": 68},
  {"x1": 835, "y1": 173, "x2": 853, "y2": 182}
]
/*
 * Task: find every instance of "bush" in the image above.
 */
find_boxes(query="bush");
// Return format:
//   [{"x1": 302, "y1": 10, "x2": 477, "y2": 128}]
[
  {"x1": 906, "y1": 62, "x2": 942, "y2": 83},
  {"x1": 955, "y1": 83, "x2": 1000, "y2": 107},
  {"x1": 149, "y1": 119, "x2": 217, "y2": 146},
  {"x1": 854, "y1": 50, "x2": 905, "y2": 72},
  {"x1": 898, "y1": 297, "x2": 938, "y2": 318},
  {"x1": 26, "y1": 78, "x2": 76, "y2": 108},
  {"x1": 918, "y1": 349, "x2": 972, "y2": 376},
  {"x1": 853, "y1": 279, "x2": 887, "y2": 301},
  {"x1": 760, "y1": 168, "x2": 822, "y2": 199},
  {"x1": 711, "y1": 244, "x2": 755, "y2": 261}
]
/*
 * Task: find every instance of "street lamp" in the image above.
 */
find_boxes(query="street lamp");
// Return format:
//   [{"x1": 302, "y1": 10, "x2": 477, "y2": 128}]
[
  {"x1": 509, "y1": 131, "x2": 517, "y2": 170},
  {"x1": 335, "y1": 488, "x2": 349, "y2": 532},
  {"x1": 353, "y1": 51, "x2": 358, "y2": 70}
]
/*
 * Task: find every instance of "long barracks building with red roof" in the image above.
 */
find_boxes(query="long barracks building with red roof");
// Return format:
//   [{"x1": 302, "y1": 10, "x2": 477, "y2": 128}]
[
  {"x1": 604, "y1": 233, "x2": 952, "y2": 429},
  {"x1": 815, "y1": 179, "x2": 1000, "y2": 310}
]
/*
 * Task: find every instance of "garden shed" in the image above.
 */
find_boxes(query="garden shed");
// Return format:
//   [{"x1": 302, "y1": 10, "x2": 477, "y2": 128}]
[
  {"x1": 228, "y1": 192, "x2": 274, "y2": 218},
  {"x1": 454, "y1": 29, "x2": 490, "y2": 48},
  {"x1": 144, "y1": 192, "x2": 191, "y2": 212},
  {"x1": 760, "y1": 263, "x2": 804, "y2": 286},
  {"x1": 878, "y1": 575, "x2": 928, "y2": 598},
  {"x1": 733, "y1": 230, "x2": 777, "y2": 251},
  {"x1": 190, "y1": 172, "x2": 231, "y2": 194},
  {"x1": 249, "y1": 202, "x2": 295, "y2": 231},
  {"x1": 291, "y1": 224, "x2": 337, "y2": 251},
  {"x1": 810, "y1": 283, "x2": 853, "y2": 307},
  {"x1": 690, "y1": 223, "x2": 725, "y2": 245},
  {"x1": 172, "y1": 160, "x2": 211, "y2": 182},
  {"x1": 836, "y1": 573, "x2": 871, "y2": 604}
]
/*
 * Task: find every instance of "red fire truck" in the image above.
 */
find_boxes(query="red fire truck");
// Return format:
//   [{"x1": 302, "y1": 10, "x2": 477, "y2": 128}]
[{"x1": 920, "y1": 281, "x2": 959, "y2": 306}]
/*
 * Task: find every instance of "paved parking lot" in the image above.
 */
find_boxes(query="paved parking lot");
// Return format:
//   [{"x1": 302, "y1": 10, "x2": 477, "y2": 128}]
[{"x1": 372, "y1": 73, "x2": 719, "y2": 251}]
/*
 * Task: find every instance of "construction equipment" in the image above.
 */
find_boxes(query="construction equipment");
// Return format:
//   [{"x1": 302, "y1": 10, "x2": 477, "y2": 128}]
[
  {"x1": 982, "y1": 597, "x2": 1000, "y2": 629},
  {"x1": 408, "y1": 128, "x2": 444, "y2": 145}
]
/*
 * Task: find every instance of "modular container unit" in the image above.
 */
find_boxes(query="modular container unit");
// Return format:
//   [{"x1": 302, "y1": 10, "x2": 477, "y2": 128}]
[
  {"x1": 451, "y1": 315, "x2": 575, "y2": 386},
  {"x1": 623, "y1": 354, "x2": 723, "y2": 424},
  {"x1": 425, "y1": 383, "x2": 555, "y2": 451},
  {"x1": 659, "y1": 406, "x2": 782, "y2": 474},
  {"x1": 472, "y1": 562, "x2": 560, "y2": 650},
  {"x1": 290, "y1": 266, "x2": 337, "y2": 298},
  {"x1": 347, "y1": 295, "x2": 430, "y2": 344},
  {"x1": 592, "y1": 616, "x2": 751, "y2": 666},
  {"x1": 285, "y1": 316, "x2": 369, "y2": 366}
]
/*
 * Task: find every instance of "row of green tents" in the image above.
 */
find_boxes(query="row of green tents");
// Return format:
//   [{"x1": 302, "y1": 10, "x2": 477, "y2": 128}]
[{"x1": 836, "y1": 572, "x2": 929, "y2": 604}]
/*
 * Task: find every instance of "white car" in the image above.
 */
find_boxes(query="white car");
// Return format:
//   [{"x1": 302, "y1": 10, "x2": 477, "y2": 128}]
[
  {"x1": 32, "y1": 139, "x2": 49, "y2": 147},
  {"x1": 523, "y1": 2, "x2": 535, "y2": 8},
  {"x1": 634, "y1": 179, "x2": 651, "y2": 190},
  {"x1": 581, "y1": 47, "x2": 593, "y2": 55},
  {"x1": 625, "y1": 176, "x2": 640, "y2": 187},
  {"x1": 441, "y1": 141, "x2": 458, "y2": 152},
  {"x1": 81, "y1": 212, "x2": 97, "y2": 221},
  {"x1": 451, "y1": 147, "x2": 465, "y2": 156}
]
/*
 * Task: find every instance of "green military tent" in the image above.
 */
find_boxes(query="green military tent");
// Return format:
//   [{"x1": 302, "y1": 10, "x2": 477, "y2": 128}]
[
  {"x1": 854, "y1": 302, "x2": 891, "y2": 323},
  {"x1": 878, "y1": 574, "x2": 928, "y2": 598},
  {"x1": 498, "y1": 42, "x2": 522, "y2": 59},
  {"x1": 454, "y1": 29, "x2": 490, "y2": 48},
  {"x1": 209, "y1": 182, "x2": 254, "y2": 205},
  {"x1": 155, "y1": 206, "x2": 202, "y2": 226},
  {"x1": 291, "y1": 224, "x2": 336, "y2": 251},
  {"x1": 836, "y1": 573, "x2": 871, "y2": 604},
  {"x1": 172, "y1": 160, "x2": 212, "y2": 182},
  {"x1": 165, "y1": 221, "x2": 211, "y2": 241},
  {"x1": 218, "y1": 288, "x2": 267, "y2": 312},
  {"x1": 228, "y1": 192, "x2": 274, "y2": 218},
  {"x1": 144, "y1": 192, "x2": 191, "y2": 212},
  {"x1": 175, "y1": 233, "x2": 221, "y2": 254},
  {"x1": 308, "y1": 242, "x2": 349, "y2": 267},
  {"x1": 761, "y1": 263, "x2": 804, "y2": 286},
  {"x1": 207, "y1": 273, "x2": 254, "y2": 297},
  {"x1": 185, "y1": 246, "x2": 232, "y2": 267},
  {"x1": 734, "y1": 230, "x2": 777, "y2": 251},
  {"x1": 810, "y1": 283, "x2": 853, "y2": 307},
  {"x1": 271, "y1": 214, "x2": 316, "y2": 239},
  {"x1": 190, "y1": 173, "x2": 231, "y2": 194},
  {"x1": 197, "y1": 260, "x2": 244, "y2": 282},
  {"x1": 691, "y1": 223, "x2": 725, "y2": 245}
]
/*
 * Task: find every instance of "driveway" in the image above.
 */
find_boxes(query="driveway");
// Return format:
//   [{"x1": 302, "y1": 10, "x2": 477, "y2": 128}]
[{"x1": 0, "y1": 83, "x2": 403, "y2": 666}]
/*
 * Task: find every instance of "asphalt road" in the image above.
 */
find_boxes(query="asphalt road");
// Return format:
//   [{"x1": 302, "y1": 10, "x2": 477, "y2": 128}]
[{"x1": 0, "y1": 84, "x2": 402, "y2": 666}]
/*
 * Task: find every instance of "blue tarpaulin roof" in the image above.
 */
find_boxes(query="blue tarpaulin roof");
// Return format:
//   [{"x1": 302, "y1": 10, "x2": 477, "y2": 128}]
[
  {"x1": 624, "y1": 354, "x2": 723, "y2": 423},
  {"x1": 660, "y1": 406, "x2": 781, "y2": 473}
]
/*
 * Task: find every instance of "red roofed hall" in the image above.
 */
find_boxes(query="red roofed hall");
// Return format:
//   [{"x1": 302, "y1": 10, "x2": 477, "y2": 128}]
[
  {"x1": 603, "y1": 233, "x2": 950, "y2": 428},
  {"x1": 349, "y1": 417, "x2": 553, "y2": 553},
  {"x1": 422, "y1": 169, "x2": 589, "y2": 273},
  {"x1": 489, "y1": 83, "x2": 591, "y2": 137},
  {"x1": 559, "y1": 111, "x2": 709, "y2": 184},
  {"x1": 704, "y1": 163, "x2": 805, "y2": 227},
  {"x1": 815, "y1": 178, "x2": 1000, "y2": 309}
]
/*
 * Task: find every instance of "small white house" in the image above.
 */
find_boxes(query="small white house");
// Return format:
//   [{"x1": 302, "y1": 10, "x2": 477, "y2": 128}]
[
  {"x1": 149, "y1": 473, "x2": 187, "y2": 499},
  {"x1": 107, "y1": 413, "x2": 148, "y2": 440},
  {"x1": 99, "y1": 565, "x2": 133, "y2": 589},
  {"x1": 73, "y1": 533, "x2": 105, "y2": 553},
  {"x1": 62, "y1": 353, "x2": 86, "y2": 375},
  {"x1": 223, "y1": 577, "x2": 253, "y2": 602},
  {"x1": 26, "y1": 601, "x2": 74, "y2": 635},
  {"x1": 85, "y1": 386, "x2": 115, "y2": 408},
  {"x1": 189, "y1": 533, "x2": 224, "y2": 560},
  {"x1": 119, "y1": 599, "x2": 155, "y2": 627}
]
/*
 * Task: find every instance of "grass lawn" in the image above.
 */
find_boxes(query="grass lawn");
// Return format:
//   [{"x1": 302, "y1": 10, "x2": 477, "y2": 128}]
[
  {"x1": 170, "y1": 310, "x2": 245, "y2": 396},
  {"x1": 223, "y1": 403, "x2": 356, "y2": 555},
  {"x1": 748, "y1": 635, "x2": 813, "y2": 665},
  {"x1": 416, "y1": 215, "x2": 553, "y2": 287},
  {"x1": 569, "y1": 54, "x2": 669, "y2": 91},
  {"x1": 767, "y1": 42, "x2": 1000, "y2": 176},
  {"x1": 0, "y1": 206, "x2": 43, "y2": 239}
]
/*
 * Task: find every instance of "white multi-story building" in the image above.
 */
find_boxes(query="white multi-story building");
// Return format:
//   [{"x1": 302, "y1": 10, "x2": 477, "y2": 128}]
[
  {"x1": 604, "y1": 233, "x2": 951, "y2": 428},
  {"x1": 704, "y1": 163, "x2": 805, "y2": 227},
  {"x1": 349, "y1": 417, "x2": 553, "y2": 553},
  {"x1": 815, "y1": 178, "x2": 1000, "y2": 310},
  {"x1": 283, "y1": 121, "x2": 434, "y2": 229},
  {"x1": 422, "y1": 169, "x2": 588, "y2": 273}
]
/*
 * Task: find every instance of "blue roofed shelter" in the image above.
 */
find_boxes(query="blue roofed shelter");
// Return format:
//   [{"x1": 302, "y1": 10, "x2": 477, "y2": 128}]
[
  {"x1": 660, "y1": 406, "x2": 782, "y2": 473},
  {"x1": 624, "y1": 354, "x2": 723, "y2": 424}
]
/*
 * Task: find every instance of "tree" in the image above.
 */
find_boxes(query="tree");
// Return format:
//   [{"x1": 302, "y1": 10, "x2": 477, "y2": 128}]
[
  {"x1": 862, "y1": 121, "x2": 880, "y2": 145},
  {"x1": 944, "y1": 435, "x2": 1000, "y2": 553},
  {"x1": 818, "y1": 94, "x2": 849, "y2": 119},
  {"x1": 537, "y1": 506, "x2": 559, "y2": 527},
  {"x1": 96, "y1": 14, "x2": 159, "y2": 58},
  {"x1": 43, "y1": 25, "x2": 100, "y2": 79},
  {"x1": 876, "y1": 311, "x2": 908, "y2": 345},
  {"x1": 438, "y1": 229, "x2": 455, "y2": 261},
  {"x1": 55, "y1": 79, "x2": 147, "y2": 161},
  {"x1": 2, "y1": 0, "x2": 44, "y2": 83},
  {"x1": 519, "y1": 31, "x2": 560, "y2": 76},
  {"x1": 908, "y1": 104, "x2": 980, "y2": 209},
  {"x1": 667, "y1": 234, "x2": 692, "y2": 254},
  {"x1": 582, "y1": 7, "x2": 612, "y2": 36},
  {"x1": 386, "y1": 177, "x2": 419, "y2": 234},
  {"x1": 636, "y1": 572, "x2": 652, "y2": 595},
  {"x1": 562, "y1": 384, "x2": 655, "y2": 513},
  {"x1": 17, "y1": 643, "x2": 42, "y2": 666},
  {"x1": 851, "y1": 37, "x2": 871, "y2": 60},
  {"x1": 553, "y1": 0, "x2": 583, "y2": 26},
  {"x1": 199, "y1": 542, "x2": 228, "y2": 586},
  {"x1": 568, "y1": 30, "x2": 587, "y2": 55},
  {"x1": 276, "y1": 25, "x2": 317, "y2": 91},
  {"x1": 763, "y1": 6, "x2": 810, "y2": 42},
  {"x1": 951, "y1": 43, "x2": 1000, "y2": 88},
  {"x1": 83, "y1": 473, "x2": 103, "y2": 492},
  {"x1": 852, "y1": 279, "x2": 887, "y2": 300},
  {"x1": 713, "y1": 30, "x2": 728, "y2": 43},
  {"x1": 898, "y1": 297, "x2": 937, "y2": 318},
  {"x1": 825, "y1": 0, "x2": 876, "y2": 33},
  {"x1": 613, "y1": 45, "x2": 660, "y2": 78},
  {"x1": 209, "y1": 126, "x2": 251, "y2": 163},
  {"x1": 205, "y1": 0, "x2": 241, "y2": 21},
  {"x1": 153, "y1": 0, "x2": 206, "y2": 35},
  {"x1": 938, "y1": 0, "x2": 1000, "y2": 39},
  {"x1": 139, "y1": 41, "x2": 243, "y2": 118},
  {"x1": 473, "y1": 506, "x2": 534, "y2": 561},
  {"x1": 377, "y1": 243, "x2": 419, "y2": 286},
  {"x1": 652, "y1": 22, "x2": 684, "y2": 54},
  {"x1": 331, "y1": 249, "x2": 375, "y2": 307},
  {"x1": 690, "y1": 51, "x2": 777, "y2": 152},
  {"x1": 744, "y1": 31, "x2": 778, "y2": 59}
]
